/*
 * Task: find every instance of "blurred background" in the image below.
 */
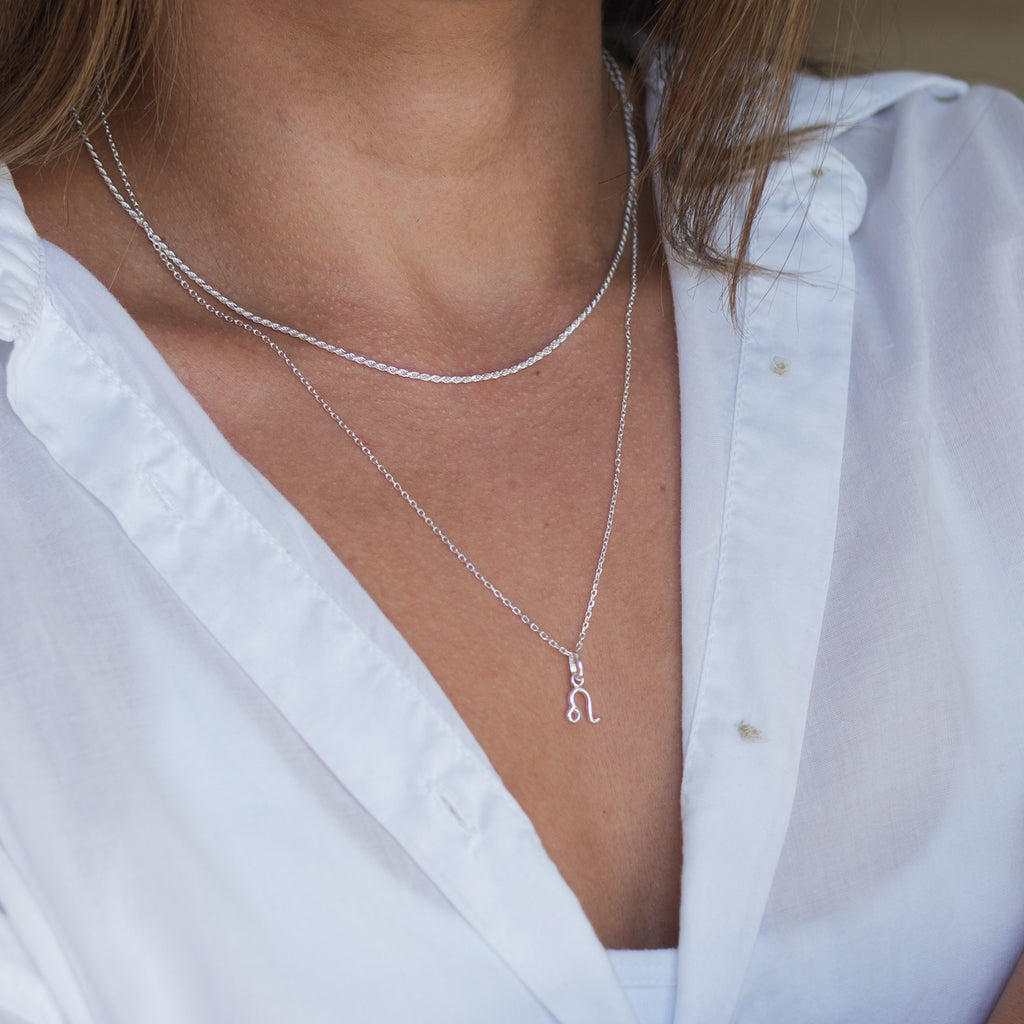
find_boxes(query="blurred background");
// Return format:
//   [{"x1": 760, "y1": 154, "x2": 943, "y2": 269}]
[{"x1": 809, "y1": 0, "x2": 1024, "y2": 97}]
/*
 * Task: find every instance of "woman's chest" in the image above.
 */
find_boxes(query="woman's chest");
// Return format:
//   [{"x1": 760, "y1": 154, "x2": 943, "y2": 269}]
[{"x1": 152, "y1": 301, "x2": 686, "y2": 948}]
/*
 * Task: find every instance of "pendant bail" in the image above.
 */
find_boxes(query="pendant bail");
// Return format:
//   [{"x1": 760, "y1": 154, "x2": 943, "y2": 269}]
[{"x1": 569, "y1": 652, "x2": 585, "y2": 683}]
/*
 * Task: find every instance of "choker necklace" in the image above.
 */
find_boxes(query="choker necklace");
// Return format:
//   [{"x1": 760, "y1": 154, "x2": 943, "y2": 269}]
[
  {"x1": 83, "y1": 57, "x2": 638, "y2": 723},
  {"x1": 81, "y1": 51, "x2": 638, "y2": 385}
]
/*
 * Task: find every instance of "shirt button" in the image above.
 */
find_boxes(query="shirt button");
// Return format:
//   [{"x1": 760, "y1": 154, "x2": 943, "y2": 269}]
[{"x1": 738, "y1": 722, "x2": 764, "y2": 742}]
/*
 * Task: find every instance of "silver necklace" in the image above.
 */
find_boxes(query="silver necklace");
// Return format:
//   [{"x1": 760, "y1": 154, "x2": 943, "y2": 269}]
[
  {"x1": 85, "y1": 63, "x2": 639, "y2": 724},
  {"x1": 81, "y1": 51, "x2": 638, "y2": 385}
]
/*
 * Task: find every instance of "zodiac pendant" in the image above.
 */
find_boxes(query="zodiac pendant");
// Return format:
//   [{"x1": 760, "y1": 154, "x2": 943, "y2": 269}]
[{"x1": 566, "y1": 652, "x2": 600, "y2": 724}]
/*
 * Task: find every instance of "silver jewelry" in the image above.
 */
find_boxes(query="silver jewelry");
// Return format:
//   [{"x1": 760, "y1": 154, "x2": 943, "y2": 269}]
[
  {"x1": 80, "y1": 51, "x2": 638, "y2": 385},
  {"x1": 85, "y1": 58, "x2": 639, "y2": 723}
]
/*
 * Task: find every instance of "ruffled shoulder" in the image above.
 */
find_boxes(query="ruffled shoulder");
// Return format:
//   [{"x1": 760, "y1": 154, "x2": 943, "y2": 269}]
[
  {"x1": 0, "y1": 169, "x2": 45, "y2": 345},
  {"x1": 644, "y1": 66, "x2": 971, "y2": 256},
  {"x1": 787, "y1": 69, "x2": 968, "y2": 135}
]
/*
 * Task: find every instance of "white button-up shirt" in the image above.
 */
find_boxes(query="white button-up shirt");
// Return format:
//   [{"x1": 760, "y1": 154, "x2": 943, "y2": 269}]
[{"x1": 1, "y1": 72, "x2": 1023, "y2": 1024}]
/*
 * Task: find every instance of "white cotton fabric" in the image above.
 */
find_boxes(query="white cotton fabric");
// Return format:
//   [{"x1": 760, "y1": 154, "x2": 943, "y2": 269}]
[
  {"x1": 1, "y1": 72, "x2": 1023, "y2": 1024},
  {"x1": 607, "y1": 949, "x2": 677, "y2": 1024}
]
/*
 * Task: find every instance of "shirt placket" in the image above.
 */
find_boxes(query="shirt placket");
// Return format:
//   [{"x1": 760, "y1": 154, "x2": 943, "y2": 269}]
[{"x1": 672, "y1": 146, "x2": 866, "y2": 1024}]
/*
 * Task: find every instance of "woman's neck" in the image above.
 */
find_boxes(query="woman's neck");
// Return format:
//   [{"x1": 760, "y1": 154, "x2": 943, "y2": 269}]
[{"x1": 59, "y1": 0, "x2": 631, "y2": 369}]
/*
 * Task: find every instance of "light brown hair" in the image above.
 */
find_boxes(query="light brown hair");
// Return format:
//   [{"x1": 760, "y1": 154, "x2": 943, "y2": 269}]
[
  {"x1": 0, "y1": 0, "x2": 173, "y2": 165},
  {"x1": 0, "y1": 0, "x2": 826, "y2": 298},
  {"x1": 626, "y1": 0, "x2": 823, "y2": 283}
]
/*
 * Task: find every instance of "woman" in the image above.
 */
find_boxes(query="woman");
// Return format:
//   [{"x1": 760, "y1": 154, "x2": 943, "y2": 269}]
[{"x1": 0, "y1": 0, "x2": 1022, "y2": 1021}]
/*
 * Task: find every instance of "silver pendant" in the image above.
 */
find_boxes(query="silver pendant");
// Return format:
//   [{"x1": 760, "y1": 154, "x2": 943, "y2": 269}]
[{"x1": 566, "y1": 652, "x2": 600, "y2": 724}]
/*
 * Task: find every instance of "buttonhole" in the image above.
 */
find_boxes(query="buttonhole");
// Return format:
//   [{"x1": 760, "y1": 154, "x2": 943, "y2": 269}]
[
  {"x1": 431, "y1": 783, "x2": 477, "y2": 836},
  {"x1": 142, "y1": 473, "x2": 182, "y2": 521}
]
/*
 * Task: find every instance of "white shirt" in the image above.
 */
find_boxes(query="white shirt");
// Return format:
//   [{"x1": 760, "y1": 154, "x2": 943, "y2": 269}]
[{"x1": 1, "y1": 71, "x2": 1023, "y2": 1024}]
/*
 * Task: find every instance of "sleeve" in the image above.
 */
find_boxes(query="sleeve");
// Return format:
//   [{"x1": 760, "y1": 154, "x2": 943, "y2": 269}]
[
  {"x1": 0, "y1": 847, "x2": 92, "y2": 1024},
  {"x1": 0, "y1": 908, "x2": 66, "y2": 1024}
]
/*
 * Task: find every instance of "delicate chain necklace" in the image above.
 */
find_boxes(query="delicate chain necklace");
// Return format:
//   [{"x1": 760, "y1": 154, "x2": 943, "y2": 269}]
[
  {"x1": 83, "y1": 59, "x2": 639, "y2": 724},
  {"x1": 80, "y1": 51, "x2": 638, "y2": 385}
]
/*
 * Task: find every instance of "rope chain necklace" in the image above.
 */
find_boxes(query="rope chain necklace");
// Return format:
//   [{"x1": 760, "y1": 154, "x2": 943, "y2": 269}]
[
  {"x1": 81, "y1": 52, "x2": 636, "y2": 385},
  {"x1": 82, "y1": 56, "x2": 639, "y2": 724}
]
